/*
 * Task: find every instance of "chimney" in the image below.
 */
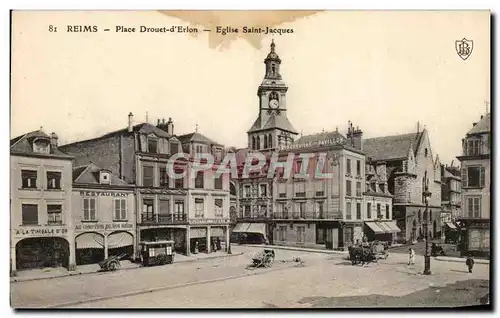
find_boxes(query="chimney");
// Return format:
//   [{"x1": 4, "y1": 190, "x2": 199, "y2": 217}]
[
  {"x1": 157, "y1": 119, "x2": 161, "y2": 126},
  {"x1": 128, "y1": 112, "x2": 134, "y2": 132},
  {"x1": 162, "y1": 118, "x2": 166, "y2": 125},
  {"x1": 166, "y1": 117, "x2": 174, "y2": 135},
  {"x1": 352, "y1": 126, "x2": 363, "y2": 151},
  {"x1": 50, "y1": 132, "x2": 58, "y2": 148}
]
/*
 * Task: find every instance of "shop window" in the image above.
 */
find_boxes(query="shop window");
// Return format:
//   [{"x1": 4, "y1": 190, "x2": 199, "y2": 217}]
[
  {"x1": 22, "y1": 204, "x2": 38, "y2": 225},
  {"x1": 47, "y1": 204, "x2": 62, "y2": 224},
  {"x1": 114, "y1": 199, "x2": 127, "y2": 220},
  {"x1": 21, "y1": 170, "x2": 37, "y2": 189},
  {"x1": 215, "y1": 199, "x2": 223, "y2": 217},
  {"x1": 83, "y1": 198, "x2": 97, "y2": 221},
  {"x1": 47, "y1": 171, "x2": 61, "y2": 190}
]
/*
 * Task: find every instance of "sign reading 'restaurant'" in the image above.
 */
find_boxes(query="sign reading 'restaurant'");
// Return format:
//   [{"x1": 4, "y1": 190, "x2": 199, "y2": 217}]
[{"x1": 79, "y1": 191, "x2": 128, "y2": 197}]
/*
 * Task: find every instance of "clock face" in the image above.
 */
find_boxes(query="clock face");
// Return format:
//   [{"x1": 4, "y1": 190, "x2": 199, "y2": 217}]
[{"x1": 269, "y1": 99, "x2": 279, "y2": 109}]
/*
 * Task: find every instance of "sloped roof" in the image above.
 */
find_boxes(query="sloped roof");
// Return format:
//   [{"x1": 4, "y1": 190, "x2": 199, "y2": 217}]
[
  {"x1": 10, "y1": 129, "x2": 73, "y2": 159},
  {"x1": 363, "y1": 132, "x2": 423, "y2": 161},
  {"x1": 177, "y1": 132, "x2": 223, "y2": 146},
  {"x1": 73, "y1": 163, "x2": 129, "y2": 186},
  {"x1": 248, "y1": 113, "x2": 298, "y2": 134},
  {"x1": 467, "y1": 113, "x2": 490, "y2": 135}
]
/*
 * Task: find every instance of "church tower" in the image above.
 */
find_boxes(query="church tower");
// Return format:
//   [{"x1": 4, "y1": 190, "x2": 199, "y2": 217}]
[{"x1": 247, "y1": 40, "x2": 298, "y2": 152}]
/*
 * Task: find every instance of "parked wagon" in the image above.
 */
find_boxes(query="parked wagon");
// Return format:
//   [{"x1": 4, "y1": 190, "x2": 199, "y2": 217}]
[
  {"x1": 98, "y1": 253, "x2": 128, "y2": 272},
  {"x1": 249, "y1": 249, "x2": 275, "y2": 268},
  {"x1": 139, "y1": 240, "x2": 175, "y2": 267},
  {"x1": 348, "y1": 245, "x2": 376, "y2": 265}
]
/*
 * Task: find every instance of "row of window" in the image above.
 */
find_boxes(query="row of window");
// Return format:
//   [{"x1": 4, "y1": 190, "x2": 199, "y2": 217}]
[
  {"x1": 277, "y1": 191, "x2": 326, "y2": 198},
  {"x1": 346, "y1": 202, "x2": 390, "y2": 220},
  {"x1": 346, "y1": 158, "x2": 363, "y2": 176},
  {"x1": 243, "y1": 184, "x2": 268, "y2": 198},
  {"x1": 142, "y1": 167, "x2": 223, "y2": 190},
  {"x1": 21, "y1": 170, "x2": 62, "y2": 190},
  {"x1": 81, "y1": 198, "x2": 128, "y2": 221},
  {"x1": 21, "y1": 204, "x2": 63, "y2": 225},
  {"x1": 142, "y1": 197, "x2": 224, "y2": 219},
  {"x1": 195, "y1": 197, "x2": 224, "y2": 217},
  {"x1": 462, "y1": 138, "x2": 485, "y2": 156},
  {"x1": 242, "y1": 205, "x2": 268, "y2": 217},
  {"x1": 251, "y1": 134, "x2": 273, "y2": 150},
  {"x1": 145, "y1": 136, "x2": 179, "y2": 155},
  {"x1": 346, "y1": 180, "x2": 363, "y2": 197},
  {"x1": 462, "y1": 166, "x2": 486, "y2": 188}
]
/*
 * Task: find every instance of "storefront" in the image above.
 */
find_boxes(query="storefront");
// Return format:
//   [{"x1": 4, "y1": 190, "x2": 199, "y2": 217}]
[
  {"x1": 11, "y1": 225, "x2": 74, "y2": 272},
  {"x1": 364, "y1": 220, "x2": 401, "y2": 244},
  {"x1": 188, "y1": 219, "x2": 231, "y2": 253},
  {"x1": 74, "y1": 222, "x2": 135, "y2": 265}
]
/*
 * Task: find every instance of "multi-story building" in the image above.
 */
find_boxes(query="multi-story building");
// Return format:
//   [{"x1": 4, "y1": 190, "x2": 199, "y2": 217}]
[
  {"x1": 10, "y1": 129, "x2": 75, "y2": 275},
  {"x1": 60, "y1": 115, "x2": 230, "y2": 257},
  {"x1": 72, "y1": 163, "x2": 135, "y2": 265},
  {"x1": 363, "y1": 127, "x2": 442, "y2": 243},
  {"x1": 456, "y1": 112, "x2": 490, "y2": 257}
]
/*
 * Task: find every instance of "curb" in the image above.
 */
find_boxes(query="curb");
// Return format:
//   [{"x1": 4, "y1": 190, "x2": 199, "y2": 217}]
[
  {"x1": 246, "y1": 244, "x2": 348, "y2": 255},
  {"x1": 40, "y1": 262, "x2": 301, "y2": 308},
  {"x1": 434, "y1": 256, "x2": 490, "y2": 265},
  {"x1": 10, "y1": 252, "x2": 244, "y2": 284}
]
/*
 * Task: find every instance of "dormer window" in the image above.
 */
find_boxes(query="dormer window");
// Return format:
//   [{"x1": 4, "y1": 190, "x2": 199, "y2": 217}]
[
  {"x1": 148, "y1": 137, "x2": 158, "y2": 153},
  {"x1": 33, "y1": 138, "x2": 50, "y2": 154},
  {"x1": 170, "y1": 142, "x2": 179, "y2": 154},
  {"x1": 99, "y1": 171, "x2": 111, "y2": 185}
]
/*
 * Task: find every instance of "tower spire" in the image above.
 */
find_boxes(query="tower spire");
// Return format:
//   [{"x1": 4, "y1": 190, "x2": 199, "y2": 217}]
[{"x1": 270, "y1": 38, "x2": 275, "y2": 53}]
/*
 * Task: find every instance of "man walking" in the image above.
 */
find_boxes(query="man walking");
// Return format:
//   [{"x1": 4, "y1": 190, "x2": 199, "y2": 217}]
[{"x1": 466, "y1": 255, "x2": 475, "y2": 273}]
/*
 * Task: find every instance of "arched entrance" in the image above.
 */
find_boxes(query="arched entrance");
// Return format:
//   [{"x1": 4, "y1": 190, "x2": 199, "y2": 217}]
[
  {"x1": 16, "y1": 237, "x2": 69, "y2": 270},
  {"x1": 107, "y1": 231, "x2": 134, "y2": 260},
  {"x1": 75, "y1": 232, "x2": 104, "y2": 265}
]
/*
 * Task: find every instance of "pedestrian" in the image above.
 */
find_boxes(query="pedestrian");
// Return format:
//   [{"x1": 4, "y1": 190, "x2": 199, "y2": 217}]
[
  {"x1": 408, "y1": 248, "x2": 415, "y2": 266},
  {"x1": 466, "y1": 255, "x2": 475, "y2": 273}
]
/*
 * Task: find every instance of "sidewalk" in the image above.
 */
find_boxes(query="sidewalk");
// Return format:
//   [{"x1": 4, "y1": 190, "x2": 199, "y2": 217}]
[
  {"x1": 10, "y1": 251, "x2": 244, "y2": 283},
  {"x1": 435, "y1": 255, "x2": 490, "y2": 265},
  {"x1": 245, "y1": 244, "x2": 348, "y2": 255}
]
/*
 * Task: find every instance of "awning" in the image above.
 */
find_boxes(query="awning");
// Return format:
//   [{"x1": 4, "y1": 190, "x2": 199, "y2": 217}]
[
  {"x1": 232, "y1": 223, "x2": 251, "y2": 233},
  {"x1": 246, "y1": 223, "x2": 266, "y2": 238},
  {"x1": 76, "y1": 233, "x2": 104, "y2": 249},
  {"x1": 376, "y1": 221, "x2": 401, "y2": 233},
  {"x1": 445, "y1": 222, "x2": 457, "y2": 229},
  {"x1": 108, "y1": 232, "x2": 134, "y2": 249},
  {"x1": 365, "y1": 222, "x2": 384, "y2": 234}
]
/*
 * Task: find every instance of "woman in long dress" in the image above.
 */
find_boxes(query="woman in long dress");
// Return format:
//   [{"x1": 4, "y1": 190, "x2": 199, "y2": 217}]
[{"x1": 408, "y1": 248, "x2": 415, "y2": 266}]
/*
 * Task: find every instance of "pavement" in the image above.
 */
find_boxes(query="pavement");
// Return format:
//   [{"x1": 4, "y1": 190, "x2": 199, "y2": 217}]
[
  {"x1": 11, "y1": 250, "x2": 243, "y2": 283},
  {"x1": 10, "y1": 245, "x2": 490, "y2": 308}
]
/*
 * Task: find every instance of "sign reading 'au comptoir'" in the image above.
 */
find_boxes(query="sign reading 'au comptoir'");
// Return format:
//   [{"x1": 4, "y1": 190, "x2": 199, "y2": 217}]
[{"x1": 75, "y1": 223, "x2": 134, "y2": 231}]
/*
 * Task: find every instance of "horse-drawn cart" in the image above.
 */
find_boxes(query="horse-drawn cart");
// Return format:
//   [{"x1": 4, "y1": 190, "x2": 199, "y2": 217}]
[
  {"x1": 348, "y1": 241, "x2": 389, "y2": 265},
  {"x1": 248, "y1": 249, "x2": 275, "y2": 268}
]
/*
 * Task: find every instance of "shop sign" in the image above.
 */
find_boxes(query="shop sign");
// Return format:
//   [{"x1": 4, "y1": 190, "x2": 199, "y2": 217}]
[
  {"x1": 75, "y1": 223, "x2": 134, "y2": 231},
  {"x1": 189, "y1": 218, "x2": 230, "y2": 225},
  {"x1": 79, "y1": 191, "x2": 128, "y2": 197},
  {"x1": 14, "y1": 226, "x2": 68, "y2": 237}
]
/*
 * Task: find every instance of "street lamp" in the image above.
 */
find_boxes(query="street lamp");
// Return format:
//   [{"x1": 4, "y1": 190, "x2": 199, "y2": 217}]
[{"x1": 423, "y1": 171, "x2": 432, "y2": 275}]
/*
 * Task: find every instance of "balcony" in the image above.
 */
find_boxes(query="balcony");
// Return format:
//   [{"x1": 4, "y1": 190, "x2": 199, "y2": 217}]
[
  {"x1": 140, "y1": 213, "x2": 187, "y2": 225},
  {"x1": 237, "y1": 214, "x2": 272, "y2": 221},
  {"x1": 273, "y1": 212, "x2": 333, "y2": 220}
]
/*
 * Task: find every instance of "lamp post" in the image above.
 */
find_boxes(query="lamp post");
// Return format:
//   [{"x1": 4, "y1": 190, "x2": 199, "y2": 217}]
[{"x1": 423, "y1": 171, "x2": 432, "y2": 275}]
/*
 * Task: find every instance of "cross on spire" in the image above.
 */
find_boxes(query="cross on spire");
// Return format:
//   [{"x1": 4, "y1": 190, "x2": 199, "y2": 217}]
[
  {"x1": 270, "y1": 38, "x2": 275, "y2": 52},
  {"x1": 195, "y1": 123, "x2": 198, "y2": 133}
]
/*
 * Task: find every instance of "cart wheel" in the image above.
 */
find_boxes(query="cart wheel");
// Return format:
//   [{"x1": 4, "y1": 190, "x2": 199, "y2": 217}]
[{"x1": 109, "y1": 260, "x2": 119, "y2": 271}]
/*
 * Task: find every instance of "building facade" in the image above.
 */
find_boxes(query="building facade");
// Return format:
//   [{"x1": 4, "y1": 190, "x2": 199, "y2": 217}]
[
  {"x1": 72, "y1": 163, "x2": 136, "y2": 265},
  {"x1": 60, "y1": 116, "x2": 230, "y2": 257},
  {"x1": 363, "y1": 127, "x2": 442, "y2": 243},
  {"x1": 10, "y1": 130, "x2": 75, "y2": 275},
  {"x1": 456, "y1": 112, "x2": 490, "y2": 256}
]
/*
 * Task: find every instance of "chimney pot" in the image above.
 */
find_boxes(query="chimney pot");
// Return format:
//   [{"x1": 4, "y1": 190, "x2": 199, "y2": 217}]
[
  {"x1": 128, "y1": 112, "x2": 134, "y2": 132},
  {"x1": 157, "y1": 119, "x2": 161, "y2": 126},
  {"x1": 50, "y1": 132, "x2": 58, "y2": 148}
]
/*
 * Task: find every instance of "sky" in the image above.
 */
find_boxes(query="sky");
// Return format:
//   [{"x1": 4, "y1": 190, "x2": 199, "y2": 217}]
[{"x1": 10, "y1": 10, "x2": 490, "y2": 165}]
